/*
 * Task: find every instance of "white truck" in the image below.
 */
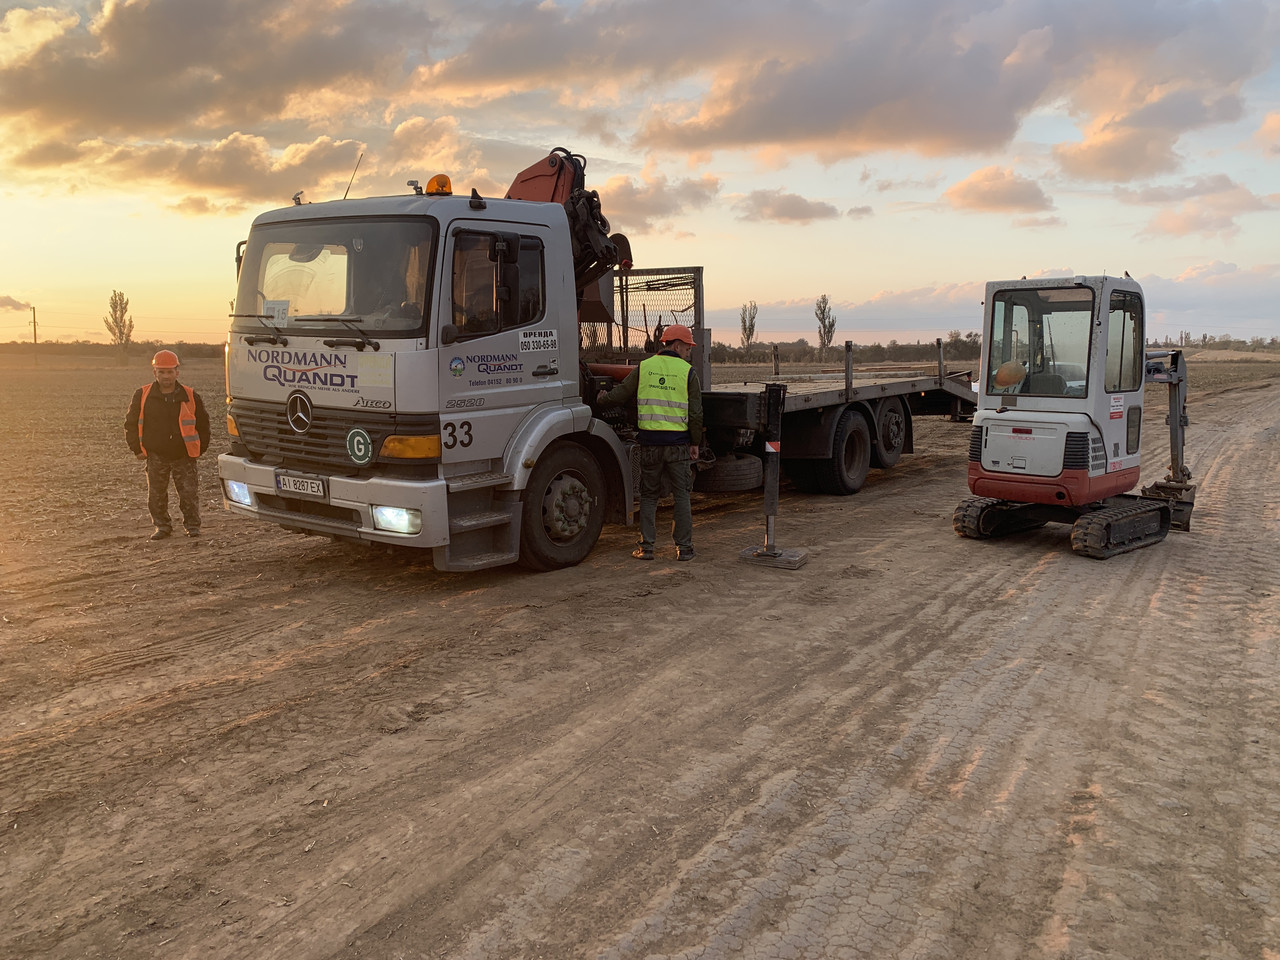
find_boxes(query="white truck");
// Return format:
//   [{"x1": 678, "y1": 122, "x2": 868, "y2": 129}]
[{"x1": 219, "y1": 150, "x2": 976, "y2": 571}]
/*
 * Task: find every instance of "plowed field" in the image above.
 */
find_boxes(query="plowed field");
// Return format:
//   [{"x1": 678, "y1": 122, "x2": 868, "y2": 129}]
[{"x1": 2, "y1": 355, "x2": 1278, "y2": 959}]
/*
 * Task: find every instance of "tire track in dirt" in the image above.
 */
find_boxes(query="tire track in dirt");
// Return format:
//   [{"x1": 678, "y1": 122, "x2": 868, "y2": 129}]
[
  {"x1": 345, "y1": 503, "x2": 1140, "y2": 957},
  {"x1": 375, "y1": 393, "x2": 1279, "y2": 958}
]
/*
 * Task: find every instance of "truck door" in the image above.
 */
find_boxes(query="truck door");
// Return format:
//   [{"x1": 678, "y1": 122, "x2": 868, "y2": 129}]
[{"x1": 436, "y1": 223, "x2": 573, "y2": 466}]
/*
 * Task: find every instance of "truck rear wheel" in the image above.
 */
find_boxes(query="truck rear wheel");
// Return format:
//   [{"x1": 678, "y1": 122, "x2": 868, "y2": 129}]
[
  {"x1": 815, "y1": 407, "x2": 872, "y2": 495},
  {"x1": 518, "y1": 442, "x2": 605, "y2": 571},
  {"x1": 871, "y1": 396, "x2": 907, "y2": 469}
]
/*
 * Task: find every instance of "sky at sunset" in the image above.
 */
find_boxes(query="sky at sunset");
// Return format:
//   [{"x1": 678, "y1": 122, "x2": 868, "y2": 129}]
[{"x1": 1, "y1": 0, "x2": 1278, "y2": 349}]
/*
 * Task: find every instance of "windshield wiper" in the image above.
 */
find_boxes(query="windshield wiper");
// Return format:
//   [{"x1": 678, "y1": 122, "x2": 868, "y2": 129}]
[
  {"x1": 304, "y1": 317, "x2": 381, "y2": 352},
  {"x1": 231, "y1": 313, "x2": 289, "y2": 346}
]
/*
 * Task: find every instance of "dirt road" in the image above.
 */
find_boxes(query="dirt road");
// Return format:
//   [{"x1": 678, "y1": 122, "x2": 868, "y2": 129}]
[{"x1": 2, "y1": 358, "x2": 1278, "y2": 959}]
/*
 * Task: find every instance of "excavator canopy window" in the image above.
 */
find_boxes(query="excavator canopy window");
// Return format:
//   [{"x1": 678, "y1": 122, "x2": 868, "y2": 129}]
[
  {"x1": 1105, "y1": 291, "x2": 1144, "y2": 393},
  {"x1": 987, "y1": 287, "x2": 1093, "y2": 398}
]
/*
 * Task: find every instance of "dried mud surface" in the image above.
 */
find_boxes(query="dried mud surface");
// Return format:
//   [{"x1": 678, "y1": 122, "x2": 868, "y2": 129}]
[{"x1": 2, "y1": 357, "x2": 1278, "y2": 960}]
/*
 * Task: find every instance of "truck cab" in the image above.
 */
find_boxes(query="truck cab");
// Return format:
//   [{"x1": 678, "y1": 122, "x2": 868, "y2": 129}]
[{"x1": 219, "y1": 181, "x2": 633, "y2": 571}]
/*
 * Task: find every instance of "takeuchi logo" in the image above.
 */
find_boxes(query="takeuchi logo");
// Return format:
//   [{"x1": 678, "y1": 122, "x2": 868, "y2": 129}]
[{"x1": 449, "y1": 357, "x2": 465, "y2": 377}]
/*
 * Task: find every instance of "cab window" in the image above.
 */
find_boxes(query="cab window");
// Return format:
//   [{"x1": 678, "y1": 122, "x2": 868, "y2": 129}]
[
  {"x1": 987, "y1": 286, "x2": 1093, "y2": 398},
  {"x1": 1106, "y1": 291, "x2": 1144, "y2": 392},
  {"x1": 451, "y1": 232, "x2": 545, "y2": 339}
]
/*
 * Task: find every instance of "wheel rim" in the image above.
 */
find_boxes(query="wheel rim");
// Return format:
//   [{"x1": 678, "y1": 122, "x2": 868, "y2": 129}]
[
  {"x1": 542, "y1": 472, "x2": 592, "y2": 541},
  {"x1": 882, "y1": 409, "x2": 905, "y2": 451}
]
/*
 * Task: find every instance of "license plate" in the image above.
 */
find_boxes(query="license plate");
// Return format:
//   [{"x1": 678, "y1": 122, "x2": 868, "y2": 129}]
[{"x1": 276, "y1": 473, "x2": 327, "y2": 499}]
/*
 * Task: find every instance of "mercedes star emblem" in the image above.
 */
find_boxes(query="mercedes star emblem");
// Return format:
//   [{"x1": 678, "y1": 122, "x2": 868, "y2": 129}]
[{"x1": 286, "y1": 392, "x2": 313, "y2": 434}]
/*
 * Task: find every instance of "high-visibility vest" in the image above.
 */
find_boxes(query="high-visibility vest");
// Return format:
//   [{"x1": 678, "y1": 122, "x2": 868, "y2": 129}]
[
  {"x1": 636, "y1": 354, "x2": 691, "y2": 433},
  {"x1": 139, "y1": 383, "x2": 201, "y2": 457}
]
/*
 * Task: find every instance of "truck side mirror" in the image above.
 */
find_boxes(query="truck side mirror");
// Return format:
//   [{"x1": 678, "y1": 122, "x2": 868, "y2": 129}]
[{"x1": 441, "y1": 323, "x2": 459, "y2": 345}]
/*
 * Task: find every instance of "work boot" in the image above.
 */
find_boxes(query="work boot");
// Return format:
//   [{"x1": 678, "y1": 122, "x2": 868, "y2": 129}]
[
  {"x1": 676, "y1": 546, "x2": 696, "y2": 562},
  {"x1": 185, "y1": 528, "x2": 201, "y2": 538},
  {"x1": 149, "y1": 529, "x2": 171, "y2": 541},
  {"x1": 631, "y1": 546, "x2": 653, "y2": 560}
]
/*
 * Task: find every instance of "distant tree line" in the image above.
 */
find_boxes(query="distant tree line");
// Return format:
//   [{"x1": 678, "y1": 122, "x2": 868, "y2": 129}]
[
  {"x1": 0, "y1": 339, "x2": 224, "y2": 358},
  {"x1": 712, "y1": 329, "x2": 1280, "y2": 365},
  {"x1": 1155, "y1": 332, "x2": 1280, "y2": 351},
  {"x1": 711, "y1": 329, "x2": 984, "y2": 364}
]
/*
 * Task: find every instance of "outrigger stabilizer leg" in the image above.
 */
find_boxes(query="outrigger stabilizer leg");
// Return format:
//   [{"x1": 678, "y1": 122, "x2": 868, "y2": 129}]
[{"x1": 740, "y1": 383, "x2": 809, "y2": 569}]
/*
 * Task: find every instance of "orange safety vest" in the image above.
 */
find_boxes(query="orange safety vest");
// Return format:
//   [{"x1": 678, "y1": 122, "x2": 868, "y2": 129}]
[{"x1": 138, "y1": 383, "x2": 201, "y2": 458}]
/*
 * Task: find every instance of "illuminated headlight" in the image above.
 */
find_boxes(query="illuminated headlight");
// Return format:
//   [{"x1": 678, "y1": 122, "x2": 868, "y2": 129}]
[
  {"x1": 224, "y1": 480, "x2": 252, "y2": 506},
  {"x1": 372, "y1": 506, "x2": 422, "y2": 535}
]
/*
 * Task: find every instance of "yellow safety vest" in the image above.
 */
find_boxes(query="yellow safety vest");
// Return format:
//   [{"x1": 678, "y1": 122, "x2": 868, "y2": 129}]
[{"x1": 636, "y1": 354, "x2": 691, "y2": 432}]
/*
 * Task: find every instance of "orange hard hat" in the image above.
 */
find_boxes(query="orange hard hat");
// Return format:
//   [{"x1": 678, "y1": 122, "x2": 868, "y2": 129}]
[
  {"x1": 660, "y1": 324, "x2": 694, "y2": 346},
  {"x1": 152, "y1": 349, "x2": 180, "y2": 368},
  {"x1": 992, "y1": 359, "x2": 1025, "y2": 388}
]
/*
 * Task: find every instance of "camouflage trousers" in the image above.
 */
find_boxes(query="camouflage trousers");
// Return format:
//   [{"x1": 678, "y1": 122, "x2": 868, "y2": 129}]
[
  {"x1": 637, "y1": 444, "x2": 693, "y2": 550},
  {"x1": 145, "y1": 456, "x2": 201, "y2": 534}
]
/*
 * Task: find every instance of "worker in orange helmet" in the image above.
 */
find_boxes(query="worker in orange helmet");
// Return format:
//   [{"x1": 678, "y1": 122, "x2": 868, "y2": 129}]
[
  {"x1": 124, "y1": 350, "x2": 211, "y2": 540},
  {"x1": 596, "y1": 323, "x2": 704, "y2": 561}
]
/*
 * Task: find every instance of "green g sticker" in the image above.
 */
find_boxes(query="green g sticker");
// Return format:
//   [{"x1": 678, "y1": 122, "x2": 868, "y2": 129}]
[{"x1": 346, "y1": 428, "x2": 373, "y2": 465}]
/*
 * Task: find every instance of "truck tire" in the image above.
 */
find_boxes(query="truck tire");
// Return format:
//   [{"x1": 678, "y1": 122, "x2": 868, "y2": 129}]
[
  {"x1": 518, "y1": 441, "x2": 605, "y2": 571},
  {"x1": 871, "y1": 396, "x2": 907, "y2": 469},
  {"x1": 815, "y1": 407, "x2": 872, "y2": 495},
  {"x1": 694, "y1": 453, "x2": 763, "y2": 493}
]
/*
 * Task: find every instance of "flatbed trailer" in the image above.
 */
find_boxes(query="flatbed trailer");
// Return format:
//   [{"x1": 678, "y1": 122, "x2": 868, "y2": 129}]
[{"x1": 587, "y1": 267, "x2": 976, "y2": 499}]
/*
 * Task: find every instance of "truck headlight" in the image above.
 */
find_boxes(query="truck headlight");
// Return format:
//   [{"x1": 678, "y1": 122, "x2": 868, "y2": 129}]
[
  {"x1": 372, "y1": 505, "x2": 422, "y2": 535},
  {"x1": 224, "y1": 480, "x2": 252, "y2": 506}
]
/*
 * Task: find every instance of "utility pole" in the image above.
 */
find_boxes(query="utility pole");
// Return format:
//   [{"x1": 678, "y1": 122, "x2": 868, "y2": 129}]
[{"x1": 30, "y1": 306, "x2": 37, "y2": 345}]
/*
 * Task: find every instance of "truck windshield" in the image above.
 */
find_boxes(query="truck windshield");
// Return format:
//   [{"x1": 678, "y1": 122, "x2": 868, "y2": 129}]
[
  {"x1": 233, "y1": 217, "x2": 436, "y2": 336},
  {"x1": 987, "y1": 287, "x2": 1093, "y2": 398}
]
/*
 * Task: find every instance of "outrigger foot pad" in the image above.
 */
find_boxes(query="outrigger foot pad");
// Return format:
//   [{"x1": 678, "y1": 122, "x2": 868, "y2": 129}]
[{"x1": 739, "y1": 544, "x2": 809, "y2": 569}]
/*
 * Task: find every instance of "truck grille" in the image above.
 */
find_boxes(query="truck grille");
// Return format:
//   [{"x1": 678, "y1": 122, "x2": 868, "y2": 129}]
[{"x1": 231, "y1": 400, "x2": 438, "y2": 475}]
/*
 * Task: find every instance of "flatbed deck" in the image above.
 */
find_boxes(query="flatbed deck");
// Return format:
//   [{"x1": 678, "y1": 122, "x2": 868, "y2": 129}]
[{"x1": 704, "y1": 372, "x2": 976, "y2": 428}]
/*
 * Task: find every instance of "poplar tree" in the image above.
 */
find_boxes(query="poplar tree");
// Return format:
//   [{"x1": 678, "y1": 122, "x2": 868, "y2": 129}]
[
  {"x1": 815, "y1": 294, "x2": 837, "y2": 359},
  {"x1": 104, "y1": 290, "x2": 134, "y2": 354},
  {"x1": 740, "y1": 301, "x2": 758, "y2": 356}
]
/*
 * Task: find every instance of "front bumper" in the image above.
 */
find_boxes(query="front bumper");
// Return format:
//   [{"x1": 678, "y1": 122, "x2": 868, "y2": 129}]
[{"x1": 217, "y1": 454, "x2": 450, "y2": 547}]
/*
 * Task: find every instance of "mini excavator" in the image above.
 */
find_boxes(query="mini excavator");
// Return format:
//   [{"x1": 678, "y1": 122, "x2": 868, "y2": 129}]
[{"x1": 954, "y1": 275, "x2": 1196, "y2": 559}]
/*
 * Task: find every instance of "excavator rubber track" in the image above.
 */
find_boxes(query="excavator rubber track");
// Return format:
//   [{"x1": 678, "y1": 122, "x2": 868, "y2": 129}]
[
  {"x1": 952, "y1": 496, "x2": 1048, "y2": 539},
  {"x1": 1069, "y1": 497, "x2": 1171, "y2": 559}
]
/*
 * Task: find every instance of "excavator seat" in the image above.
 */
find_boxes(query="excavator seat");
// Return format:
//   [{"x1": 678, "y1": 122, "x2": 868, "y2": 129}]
[{"x1": 1028, "y1": 373, "x2": 1067, "y2": 396}]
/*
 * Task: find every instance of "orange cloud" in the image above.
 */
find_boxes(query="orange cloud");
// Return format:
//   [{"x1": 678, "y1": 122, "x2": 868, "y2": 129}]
[
  {"x1": 1256, "y1": 112, "x2": 1280, "y2": 156},
  {"x1": 945, "y1": 167, "x2": 1053, "y2": 214},
  {"x1": 733, "y1": 189, "x2": 840, "y2": 224},
  {"x1": 597, "y1": 164, "x2": 720, "y2": 234}
]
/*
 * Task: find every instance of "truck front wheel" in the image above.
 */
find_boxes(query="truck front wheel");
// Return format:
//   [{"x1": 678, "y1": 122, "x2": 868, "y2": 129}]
[{"x1": 518, "y1": 441, "x2": 605, "y2": 571}]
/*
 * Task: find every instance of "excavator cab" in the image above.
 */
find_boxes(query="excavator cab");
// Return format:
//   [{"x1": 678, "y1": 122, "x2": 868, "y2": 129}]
[{"x1": 955, "y1": 275, "x2": 1195, "y2": 558}]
